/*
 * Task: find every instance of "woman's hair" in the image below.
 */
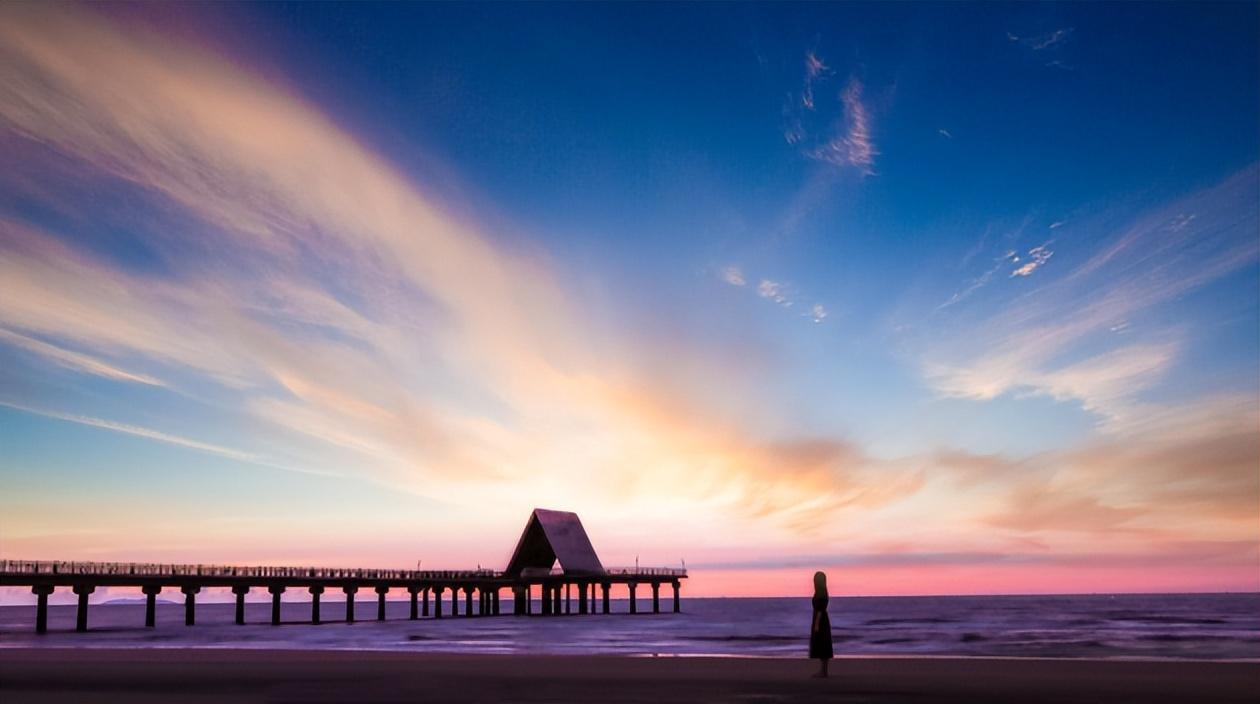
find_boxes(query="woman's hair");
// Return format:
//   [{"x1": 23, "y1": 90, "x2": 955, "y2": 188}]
[{"x1": 813, "y1": 570, "x2": 828, "y2": 598}]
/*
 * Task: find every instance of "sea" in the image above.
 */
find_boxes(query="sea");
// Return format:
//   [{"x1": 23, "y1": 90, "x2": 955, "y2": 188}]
[{"x1": 1, "y1": 593, "x2": 1256, "y2": 660}]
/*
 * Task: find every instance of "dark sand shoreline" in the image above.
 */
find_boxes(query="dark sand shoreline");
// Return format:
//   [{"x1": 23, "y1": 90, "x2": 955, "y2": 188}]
[{"x1": 2, "y1": 649, "x2": 1257, "y2": 703}]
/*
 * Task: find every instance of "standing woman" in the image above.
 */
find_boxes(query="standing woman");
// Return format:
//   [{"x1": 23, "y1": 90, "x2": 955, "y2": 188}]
[{"x1": 810, "y1": 571, "x2": 833, "y2": 677}]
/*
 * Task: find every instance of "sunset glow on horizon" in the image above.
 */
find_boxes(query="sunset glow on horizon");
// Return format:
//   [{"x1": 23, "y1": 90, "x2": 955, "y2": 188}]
[{"x1": 1, "y1": 2, "x2": 1257, "y2": 599}]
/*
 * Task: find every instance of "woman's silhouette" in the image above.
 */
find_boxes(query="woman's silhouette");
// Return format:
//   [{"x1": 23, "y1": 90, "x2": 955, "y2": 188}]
[{"x1": 810, "y1": 571, "x2": 833, "y2": 677}]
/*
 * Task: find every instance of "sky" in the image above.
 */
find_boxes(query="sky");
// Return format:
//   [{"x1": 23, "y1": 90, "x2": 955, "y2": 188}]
[{"x1": 0, "y1": 2, "x2": 1257, "y2": 599}]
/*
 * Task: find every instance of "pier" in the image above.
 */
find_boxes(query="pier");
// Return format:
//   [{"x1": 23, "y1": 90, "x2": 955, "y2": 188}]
[{"x1": 0, "y1": 509, "x2": 685, "y2": 633}]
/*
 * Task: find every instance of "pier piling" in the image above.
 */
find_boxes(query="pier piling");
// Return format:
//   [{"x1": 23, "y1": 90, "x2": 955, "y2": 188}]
[
  {"x1": 309, "y1": 586, "x2": 324, "y2": 624},
  {"x1": 375, "y1": 585, "x2": 388, "y2": 621},
  {"x1": 343, "y1": 585, "x2": 357, "y2": 623},
  {"x1": 74, "y1": 584, "x2": 94, "y2": 632},
  {"x1": 232, "y1": 585, "x2": 249, "y2": 624},
  {"x1": 32, "y1": 585, "x2": 54, "y2": 634},
  {"x1": 269, "y1": 585, "x2": 285, "y2": 625},
  {"x1": 180, "y1": 585, "x2": 198, "y2": 626},
  {"x1": 408, "y1": 586, "x2": 420, "y2": 620},
  {"x1": 142, "y1": 584, "x2": 161, "y2": 627}
]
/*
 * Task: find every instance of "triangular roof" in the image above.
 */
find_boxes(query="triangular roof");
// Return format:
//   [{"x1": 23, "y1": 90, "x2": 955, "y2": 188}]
[{"x1": 503, "y1": 508, "x2": 605, "y2": 577}]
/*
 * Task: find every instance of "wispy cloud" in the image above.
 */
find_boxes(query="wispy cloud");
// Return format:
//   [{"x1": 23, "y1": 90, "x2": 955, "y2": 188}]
[
  {"x1": 757, "y1": 279, "x2": 791, "y2": 307},
  {"x1": 722, "y1": 267, "x2": 827, "y2": 324},
  {"x1": 1031, "y1": 28, "x2": 1073, "y2": 50},
  {"x1": 801, "y1": 51, "x2": 830, "y2": 110},
  {"x1": 1010, "y1": 243, "x2": 1053, "y2": 277},
  {"x1": 807, "y1": 77, "x2": 877, "y2": 175},
  {"x1": 783, "y1": 50, "x2": 877, "y2": 177},
  {"x1": 0, "y1": 399, "x2": 314, "y2": 474},
  {"x1": 0, "y1": 327, "x2": 164, "y2": 387},
  {"x1": 937, "y1": 249, "x2": 1018, "y2": 310},
  {"x1": 1008, "y1": 28, "x2": 1074, "y2": 51},
  {"x1": 720, "y1": 265, "x2": 746, "y2": 287},
  {"x1": 784, "y1": 51, "x2": 831, "y2": 143},
  {"x1": 1168, "y1": 213, "x2": 1197, "y2": 232},
  {"x1": 921, "y1": 166, "x2": 1260, "y2": 428},
  {"x1": 0, "y1": 3, "x2": 863, "y2": 535},
  {"x1": 950, "y1": 394, "x2": 1258, "y2": 538},
  {"x1": 938, "y1": 128, "x2": 953, "y2": 139}
]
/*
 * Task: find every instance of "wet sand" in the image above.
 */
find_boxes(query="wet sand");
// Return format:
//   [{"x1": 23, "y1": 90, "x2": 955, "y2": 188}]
[{"x1": 1, "y1": 649, "x2": 1256, "y2": 703}]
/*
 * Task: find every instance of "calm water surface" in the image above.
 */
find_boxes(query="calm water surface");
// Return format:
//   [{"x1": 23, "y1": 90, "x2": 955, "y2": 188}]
[{"x1": 1, "y1": 594, "x2": 1256, "y2": 660}]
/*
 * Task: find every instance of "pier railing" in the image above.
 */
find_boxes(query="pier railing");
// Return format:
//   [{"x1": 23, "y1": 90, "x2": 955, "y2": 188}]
[
  {"x1": 0, "y1": 559, "x2": 499, "y2": 581},
  {"x1": 604, "y1": 566, "x2": 688, "y2": 577},
  {"x1": 1, "y1": 560, "x2": 686, "y2": 581}
]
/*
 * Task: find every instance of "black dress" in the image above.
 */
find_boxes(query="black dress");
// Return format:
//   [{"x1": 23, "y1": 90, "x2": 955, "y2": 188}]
[{"x1": 809, "y1": 594, "x2": 833, "y2": 659}]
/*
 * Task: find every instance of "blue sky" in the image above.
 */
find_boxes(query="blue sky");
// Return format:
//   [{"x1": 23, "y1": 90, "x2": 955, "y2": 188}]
[{"x1": 0, "y1": 2, "x2": 1256, "y2": 595}]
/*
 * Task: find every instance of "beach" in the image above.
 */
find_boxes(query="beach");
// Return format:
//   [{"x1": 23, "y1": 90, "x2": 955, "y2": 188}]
[{"x1": 1, "y1": 649, "x2": 1257, "y2": 703}]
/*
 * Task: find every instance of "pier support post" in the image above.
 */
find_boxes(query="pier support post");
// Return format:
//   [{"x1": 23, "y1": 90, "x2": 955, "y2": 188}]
[
  {"x1": 142, "y1": 585, "x2": 162, "y2": 627},
  {"x1": 492, "y1": 589, "x2": 500, "y2": 615},
  {"x1": 433, "y1": 587, "x2": 444, "y2": 619},
  {"x1": 423, "y1": 587, "x2": 430, "y2": 617},
  {"x1": 564, "y1": 583, "x2": 571, "y2": 614},
  {"x1": 541, "y1": 585, "x2": 552, "y2": 615},
  {"x1": 601, "y1": 582, "x2": 610, "y2": 614},
  {"x1": 579, "y1": 582, "x2": 588, "y2": 614},
  {"x1": 32, "y1": 585, "x2": 54, "y2": 634},
  {"x1": 672, "y1": 580, "x2": 680, "y2": 613},
  {"x1": 74, "y1": 584, "x2": 94, "y2": 632},
  {"x1": 652, "y1": 582, "x2": 660, "y2": 614},
  {"x1": 232, "y1": 585, "x2": 249, "y2": 624},
  {"x1": 268, "y1": 585, "x2": 285, "y2": 625},
  {"x1": 628, "y1": 582, "x2": 637, "y2": 614},
  {"x1": 309, "y1": 586, "x2": 324, "y2": 624},
  {"x1": 344, "y1": 586, "x2": 358, "y2": 623},
  {"x1": 452, "y1": 586, "x2": 459, "y2": 616},
  {"x1": 552, "y1": 584, "x2": 561, "y2": 615},
  {"x1": 180, "y1": 585, "x2": 199, "y2": 626},
  {"x1": 375, "y1": 586, "x2": 389, "y2": 621},
  {"x1": 408, "y1": 586, "x2": 420, "y2": 620},
  {"x1": 465, "y1": 586, "x2": 474, "y2": 617}
]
